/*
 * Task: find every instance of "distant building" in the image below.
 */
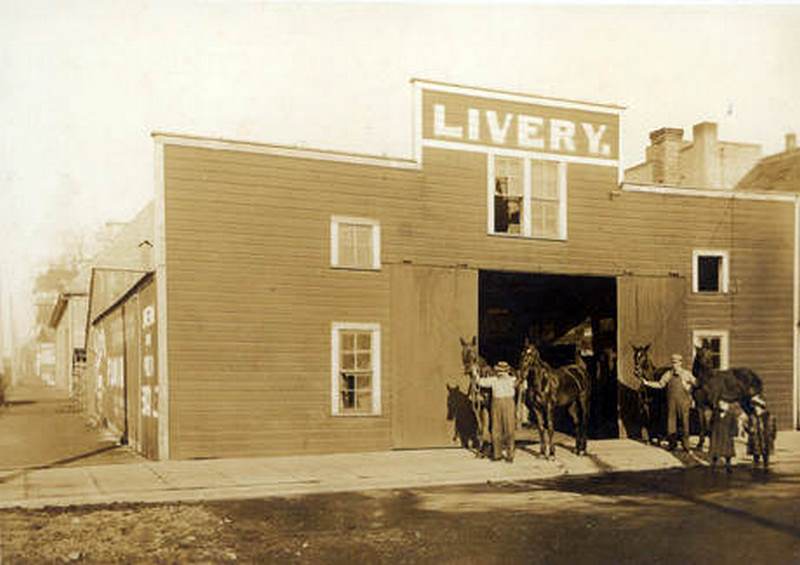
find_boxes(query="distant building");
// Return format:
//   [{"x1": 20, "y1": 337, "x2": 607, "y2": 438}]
[
  {"x1": 48, "y1": 269, "x2": 90, "y2": 396},
  {"x1": 33, "y1": 292, "x2": 58, "y2": 386},
  {"x1": 82, "y1": 204, "x2": 154, "y2": 451},
  {"x1": 736, "y1": 133, "x2": 800, "y2": 193},
  {"x1": 625, "y1": 122, "x2": 762, "y2": 189}
]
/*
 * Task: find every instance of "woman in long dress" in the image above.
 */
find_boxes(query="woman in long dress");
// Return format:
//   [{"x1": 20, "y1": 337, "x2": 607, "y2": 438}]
[{"x1": 710, "y1": 400, "x2": 738, "y2": 473}]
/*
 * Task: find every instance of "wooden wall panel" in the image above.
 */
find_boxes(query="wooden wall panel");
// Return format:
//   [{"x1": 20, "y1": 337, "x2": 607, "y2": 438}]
[
  {"x1": 390, "y1": 265, "x2": 477, "y2": 448},
  {"x1": 123, "y1": 297, "x2": 141, "y2": 451}
]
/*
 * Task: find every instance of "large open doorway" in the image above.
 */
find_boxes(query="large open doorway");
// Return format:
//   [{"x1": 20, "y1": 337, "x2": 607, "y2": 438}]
[{"x1": 479, "y1": 270, "x2": 618, "y2": 439}]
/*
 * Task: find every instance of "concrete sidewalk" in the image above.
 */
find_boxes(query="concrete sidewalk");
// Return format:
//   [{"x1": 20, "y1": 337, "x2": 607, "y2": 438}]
[
  {"x1": 0, "y1": 437, "x2": 685, "y2": 509},
  {"x1": 2, "y1": 425, "x2": 797, "y2": 510}
]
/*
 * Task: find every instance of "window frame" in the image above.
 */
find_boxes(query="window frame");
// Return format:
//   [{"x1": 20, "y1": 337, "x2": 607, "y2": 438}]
[
  {"x1": 692, "y1": 329, "x2": 730, "y2": 370},
  {"x1": 692, "y1": 249, "x2": 729, "y2": 294},
  {"x1": 330, "y1": 216, "x2": 381, "y2": 271},
  {"x1": 487, "y1": 153, "x2": 567, "y2": 241},
  {"x1": 331, "y1": 322, "x2": 382, "y2": 417}
]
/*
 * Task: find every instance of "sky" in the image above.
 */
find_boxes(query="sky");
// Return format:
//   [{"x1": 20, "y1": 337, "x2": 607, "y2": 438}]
[{"x1": 1, "y1": 1, "x2": 800, "y2": 352}]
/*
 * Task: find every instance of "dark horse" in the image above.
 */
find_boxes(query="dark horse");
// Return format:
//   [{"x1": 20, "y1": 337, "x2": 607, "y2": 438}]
[
  {"x1": 692, "y1": 343, "x2": 764, "y2": 417},
  {"x1": 459, "y1": 336, "x2": 493, "y2": 457},
  {"x1": 519, "y1": 338, "x2": 590, "y2": 458},
  {"x1": 631, "y1": 344, "x2": 669, "y2": 445},
  {"x1": 690, "y1": 345, "x2": 715, "y2": 450}
]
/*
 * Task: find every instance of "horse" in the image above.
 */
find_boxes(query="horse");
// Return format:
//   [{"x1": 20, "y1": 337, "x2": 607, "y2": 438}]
[
  {"x1": 690, "y1": 345, "x2": 715, "y2": 450},
  {"x1": 631, "y1": 344, "x2": 669, "y2": 445},
  {"x1": 519, "y1": 338, "x2": 590, "y2": 458},
  {"x1": 692, "y1": 343, "x2": 764, "y2": 416},
  {"x1": 459, "y1": 336, "x2": 493, "y2": 457}
]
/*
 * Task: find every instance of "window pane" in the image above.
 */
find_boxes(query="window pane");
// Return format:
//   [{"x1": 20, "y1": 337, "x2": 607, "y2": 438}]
[
  {"x1": 356, "y1": 352, "x2": 371, "y2": 370},
  {"x1": 701, "y1": 337, "x2": 722, "y2": 369},
  {"x1": 341, "y1": 353, "x2": 355, "y2": 370},
  {"x1": 341, "y1": 372, "x2": 356, "y2": 389},
  {"x1": 337, "y1": 223, "x2": 374, "y2": 268},
  {"x1": 353, "y1": 224, "x2": 373, "y2": 268},
  {"x1": 698, "y1": 256, "x2": 721, "y2": 292},
  {"x1": 356, "y1": 391, "x2": 372, "y2": 412},
  {"x1": 341, "y1": 389, "x2": 356, "y2": 410},
  {"x1": 355, "y1": 373, "x2": 372, "y2": 390},
  {"x1": 342, "y1": 332, "x2": 355, "y2": 351},
  {"x1": 532, "y1": 201, "x2": 560, "y2": 238},
  {"x1": 494, "y1": 194, "x2": 523, "y2": 234},
  {"x1": 338, "y1": 224, "x2": 356, "y2": 266},
  {"x1": 532, "y1": 161, "x2": 559, "y2": 199},
  {"x1": 356, "y1": 332, "x2": 371, "y2": 350},
  {"x1": 496, "y1": 157, "x2": 523, "y2": 196}
]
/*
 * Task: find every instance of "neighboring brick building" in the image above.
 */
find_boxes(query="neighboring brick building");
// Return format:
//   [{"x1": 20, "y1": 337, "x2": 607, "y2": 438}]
[{"x1": 626, "y1": 122, "x2": 762, "y2": 189}]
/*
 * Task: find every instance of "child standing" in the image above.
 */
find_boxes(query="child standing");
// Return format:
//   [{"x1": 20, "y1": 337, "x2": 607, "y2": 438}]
[
  {"x1": 710, "y1": 400, "x2": 738, "y2": 473},
  {"x1": 746, "y1": 394, "x2": 777, "y2": 470}
]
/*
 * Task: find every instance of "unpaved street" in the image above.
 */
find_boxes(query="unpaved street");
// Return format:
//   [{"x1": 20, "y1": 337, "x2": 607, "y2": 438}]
[{"x1": 2, "y1": 456, "x2": 799, "y2": 564}]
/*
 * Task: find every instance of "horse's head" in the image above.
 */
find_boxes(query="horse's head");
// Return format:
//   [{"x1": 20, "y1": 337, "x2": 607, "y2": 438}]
[
  {"x1": 459, "y1": 336, "x2": 480, "y2": 380},
  {"x1": 632, "y1": 343, "x2": 654, "y2": 381},
  {"x1": 518, "y1": 337, "x2": 535, "y2": 375},
  {"x1": 692, "y1": 343, "x2": 714, "y2": 381},
  {"x1": 519, "y1": 337, "x2": 546, "y2": 384}
]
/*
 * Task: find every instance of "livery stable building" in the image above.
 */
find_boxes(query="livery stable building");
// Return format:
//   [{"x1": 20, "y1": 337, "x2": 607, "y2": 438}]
[{"x1": 86, "y1": 80, "x2": 799, "y2": 461}]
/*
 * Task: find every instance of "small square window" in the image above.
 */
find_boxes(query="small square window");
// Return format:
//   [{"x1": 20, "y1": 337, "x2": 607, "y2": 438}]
[
  {"x1": 692, "y1": 250, "x2": 729, "y2": 293},
  {"x1": 693, "y1": 330, "x2": 729, "y2": 370},
  {"x1": 698, "y1": 256, "x2": 721, "y2": 292},
  {"x1": 331, "y1": 217, "x2": 380, "y2": 270}
]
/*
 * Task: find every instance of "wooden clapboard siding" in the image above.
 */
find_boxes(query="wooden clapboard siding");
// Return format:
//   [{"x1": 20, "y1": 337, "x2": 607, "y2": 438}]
[
  {"x1": 164, "y1": 145, "x2": 417, "y2": 459},
  {"x1": 728, "y1": 200, "x2": 794, "y2": 426}
]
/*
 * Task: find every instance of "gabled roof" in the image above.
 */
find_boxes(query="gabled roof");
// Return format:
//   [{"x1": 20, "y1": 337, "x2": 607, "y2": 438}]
[
  {"x1": 736, "y1": 148, "x2": 800, "y2": 193},
  {"x1": 82, "y1": 201, "x2": 155, "y2": 334}
]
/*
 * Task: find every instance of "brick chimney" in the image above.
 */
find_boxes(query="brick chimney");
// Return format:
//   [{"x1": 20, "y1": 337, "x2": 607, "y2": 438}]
[
  {"x1": 647, "y1": 127, "x2": 684, "y2": 185},
  {"x1": 693, "y1": 122, "x2": 719, "y2": 188},
  {"x1": 787, "y1": 133, "x2": 797, "y2": 152}
]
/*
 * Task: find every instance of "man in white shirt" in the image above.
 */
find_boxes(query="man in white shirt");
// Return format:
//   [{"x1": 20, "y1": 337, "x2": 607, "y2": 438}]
[{"x1": 477, "y1": 361, "x2": 517, "y2": 462}]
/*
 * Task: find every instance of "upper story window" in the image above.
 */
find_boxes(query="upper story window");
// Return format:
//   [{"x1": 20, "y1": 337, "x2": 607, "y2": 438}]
[
  {"x1": 693, "y1": 329, "x2": 729, "y2": 370},
  {"x1": 489, "y1": 154, "x2": 566, "y2": 240},
  {"x1": 331, "y1": 322, "x2": 381, "y2": 416},
  {"x1": 331, "y1": 216, "x2": 381, "y2": 270},
  {"x1": 692, "y1": 250, "x2": 729, "y2": 293}
]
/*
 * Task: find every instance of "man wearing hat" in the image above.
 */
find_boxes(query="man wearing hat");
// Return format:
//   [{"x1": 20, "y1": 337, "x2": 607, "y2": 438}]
[
  {"x1": 641, "y1": 353, "x2": 697, "y2": 451},
  {"x1": 477, "y1": 361, "x2": 517, "y2": 462}
]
